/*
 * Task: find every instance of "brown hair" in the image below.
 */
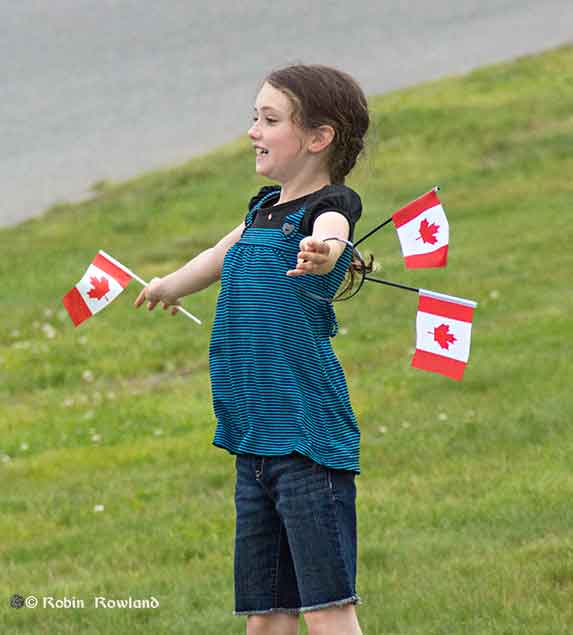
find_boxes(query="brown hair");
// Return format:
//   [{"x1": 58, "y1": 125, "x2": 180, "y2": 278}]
[
  {"x1": 335, "y1": 250, "x2": 374, "y2": 301},
  {"x1": 264, "y1": 64, "x2": 370, "y2": 185},
  {"x1": 263, "y1": 64, "x2": 373, "y2": 300}
]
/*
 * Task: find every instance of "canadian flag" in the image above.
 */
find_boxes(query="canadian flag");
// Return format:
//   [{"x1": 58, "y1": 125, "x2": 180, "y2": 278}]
[
  {"x1": 62, "y1": 251, "x2": 133, "y2": 326},
  {"x1": 411, "y1": 289, "x2": 477, "y2": 381},
  {"x1": 392, "y1": 189, "x2": 449, "y2": 268}
]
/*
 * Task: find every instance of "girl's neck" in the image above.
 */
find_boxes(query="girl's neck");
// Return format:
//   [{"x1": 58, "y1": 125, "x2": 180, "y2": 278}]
[{"x1": 275, "y1": 174, "x2": 332, "y2": 206}]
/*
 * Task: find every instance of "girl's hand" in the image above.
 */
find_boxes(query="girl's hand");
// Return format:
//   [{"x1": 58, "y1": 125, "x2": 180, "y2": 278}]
[
  {"x1": 286, "y1": 238, "x2": 332, "y2": 277},
  {"x1": 133, "y1": 277, "x2": 181, "y2": 316}
]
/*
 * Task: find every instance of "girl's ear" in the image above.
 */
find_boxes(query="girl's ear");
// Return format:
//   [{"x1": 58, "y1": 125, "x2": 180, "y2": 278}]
[{"x1": 308, "y1": 125, "x2": 335, "y2": 154}]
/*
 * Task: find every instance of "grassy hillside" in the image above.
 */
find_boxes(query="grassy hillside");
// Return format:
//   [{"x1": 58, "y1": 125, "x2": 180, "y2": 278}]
[{"x1": 1, "y1": 44, "x2": 572, "y2": 634}]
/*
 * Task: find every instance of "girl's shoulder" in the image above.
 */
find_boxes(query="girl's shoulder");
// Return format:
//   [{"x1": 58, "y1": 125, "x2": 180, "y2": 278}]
[
  {"x1": 301, "y1": 184, "x2": 363, "y2": 238},
  {"x1": 307, "y1": 184, "x2": 362, "y2": 215},
  {"x1": 247, "y1": 185, "x2": 281, "y2": 211}
]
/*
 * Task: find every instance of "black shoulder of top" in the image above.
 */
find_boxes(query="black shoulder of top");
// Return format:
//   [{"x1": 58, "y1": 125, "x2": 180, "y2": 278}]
[
  {"x1": 247, "y1": 183, "x2": 362, "y2": 240},
  {"x1": 301, "y1": 184, "x2": 362, "y2": 241},
  {"x1": 247, "y1": 185, "x2": 281, "y2": 212}
]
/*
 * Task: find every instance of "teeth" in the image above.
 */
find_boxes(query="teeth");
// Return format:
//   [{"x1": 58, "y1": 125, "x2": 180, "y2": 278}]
[{"x1": 256, "y1": 147, "x2": 268, "y2": 155}]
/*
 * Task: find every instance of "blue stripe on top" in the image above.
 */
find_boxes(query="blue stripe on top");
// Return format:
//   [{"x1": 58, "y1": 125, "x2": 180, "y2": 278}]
[{"x1": 209, "y1": 191, "x2": 361, "y2": 473}]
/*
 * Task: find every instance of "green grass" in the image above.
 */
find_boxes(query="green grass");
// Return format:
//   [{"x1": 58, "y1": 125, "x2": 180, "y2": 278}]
[{"x1": 1, "y1": 44, "x2": 573, "y2": 634}]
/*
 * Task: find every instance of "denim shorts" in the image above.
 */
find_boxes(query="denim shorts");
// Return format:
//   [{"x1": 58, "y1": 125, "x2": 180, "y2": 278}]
[{"x1": 233, "y1": 452, "x2": 360, "y2": 615}]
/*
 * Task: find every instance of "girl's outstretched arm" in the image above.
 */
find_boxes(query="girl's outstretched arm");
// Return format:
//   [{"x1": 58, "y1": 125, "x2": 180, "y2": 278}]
[{"x1": 134, "y1": 221, "x2": 245, "y2": 313}]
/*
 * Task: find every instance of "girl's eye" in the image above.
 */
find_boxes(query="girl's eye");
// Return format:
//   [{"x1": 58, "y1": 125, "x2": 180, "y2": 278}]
[{"x1": 252, "y1": 116, "x2": 277, "y2": 124}]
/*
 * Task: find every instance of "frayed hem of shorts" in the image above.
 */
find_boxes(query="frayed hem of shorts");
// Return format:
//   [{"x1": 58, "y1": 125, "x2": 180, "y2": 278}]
[
  {"x1": 234, "y1": 594, "x2": 362, "y2": 616},
  {"x1": 299, "y1": 594, "x2": 362, "y2": 614},
  {"x1": 234, "y1": 607, "x2": 301, "y2": 617}
]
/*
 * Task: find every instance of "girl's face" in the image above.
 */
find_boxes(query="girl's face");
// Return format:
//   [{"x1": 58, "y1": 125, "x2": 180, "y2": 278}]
[{"x1": 248, "y1": 82, "x2": 310, "y2": 183}]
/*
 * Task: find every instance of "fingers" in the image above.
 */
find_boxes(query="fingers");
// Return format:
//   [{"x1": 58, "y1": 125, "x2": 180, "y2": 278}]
[
  {"x1": 299, "y1": 239, "x2": 329, "y2": 263},
  {"x1": 133, "y1": 288, "x2": 146, "y2": 308},
  {"x1": 300, "y1": 238, "x2": 329, "y2": 254},
  {"x1": 286, "y1": 244, "x2": 330, "y2": 276},
  {"x1": 134, "y1": 288, "x2": 159, "y2": 309},
  {"x1": 133, "y1": 290, "x2": 159, "y2": 311},
  {"x1": 298, "y1": 245, "x2": 329, "y2": 269},
  {"x1": 286, "y1": 253, "x2": 312, "y2": 277},
  {"x1": 163, "y1": 302, "x2": 181, "y2": 317},
  {"x1": 287, "y1": 239, "x2": 339, "y2": 276},
  {"x1": 135, "y1": 294, "x2": 179, "y2": 314},
  {"x1": 286, "y1": 266, "x2": 307, "y2": 277},
  {"x1": 133, "y1": 277, "x2": 178, "y2": 312}
]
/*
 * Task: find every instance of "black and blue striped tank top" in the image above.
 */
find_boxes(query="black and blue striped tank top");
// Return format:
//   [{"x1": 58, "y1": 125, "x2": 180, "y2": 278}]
[{"x1": 209, "y1": 185, "x2": 361, "y2": 473}]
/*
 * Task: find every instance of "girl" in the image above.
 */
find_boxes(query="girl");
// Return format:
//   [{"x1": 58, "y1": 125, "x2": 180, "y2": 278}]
[{"x1": 135, "y1": 64, "x2": 369, "y2": 635}]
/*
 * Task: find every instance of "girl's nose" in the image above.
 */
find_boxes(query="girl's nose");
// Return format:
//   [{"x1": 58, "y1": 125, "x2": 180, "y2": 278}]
[{"x1": 248, "y1": 121, "x2": 260, "y2": 139}]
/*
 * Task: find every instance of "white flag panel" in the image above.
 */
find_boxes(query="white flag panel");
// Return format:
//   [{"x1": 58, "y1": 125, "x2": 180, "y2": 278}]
[
  {"x1": 76, "y1": 264, "x2": 125, "y2": 316},
  {"x1": 396, "y1": 204, "x2": 449, "y2": 257},
  {"x1": 415, "y1": 311, "x2": 473, "y2": 363}
]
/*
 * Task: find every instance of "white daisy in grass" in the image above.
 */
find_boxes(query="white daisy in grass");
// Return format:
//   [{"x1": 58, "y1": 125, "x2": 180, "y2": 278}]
[{"x1": 41, "y1": 323, "x2": 56, "y2": 339}]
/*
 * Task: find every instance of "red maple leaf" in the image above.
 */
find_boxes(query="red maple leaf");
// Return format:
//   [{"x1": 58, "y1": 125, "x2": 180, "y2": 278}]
[
  {"x1": 87, "y1": 276, "x2": 110, "y2": 301},
  {"x1": 432, "y1": 323, "x2": 457, "y2": 350},
  {"x1": 418, "y1": 218, "x2": 440, "y2": 245}
]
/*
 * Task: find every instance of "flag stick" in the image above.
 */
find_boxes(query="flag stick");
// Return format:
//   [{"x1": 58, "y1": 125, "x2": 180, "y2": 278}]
[
  {"x1": 354, "y1": 218, "x2": 392, "y2": 248},
  {"x1": 99, "y1": 250, "x2": 202, "y2": 325},
  {"x1": 133, "y1": 276, "x2": 202, "y2": 325},
  {"x1": 364, "y1": 275, "x2": 419, "y2": 294},
  {"x1": 353, "y1": 185, "x2": 441, "y2": 249}
]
